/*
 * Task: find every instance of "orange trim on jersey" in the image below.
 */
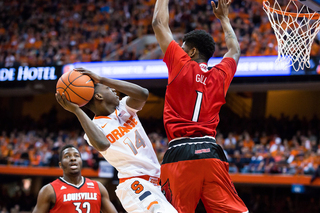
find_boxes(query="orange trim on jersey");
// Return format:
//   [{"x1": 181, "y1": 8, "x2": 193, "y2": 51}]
[
  {"x1": 94, "y1": 116, "x2": 111, "y2": 120},
  {"x1": 119, "y1": 175, "x2": 160, "y2": 186},
  {"x1": 147, "y1": 201, "x2": 159, "y2": 210}
]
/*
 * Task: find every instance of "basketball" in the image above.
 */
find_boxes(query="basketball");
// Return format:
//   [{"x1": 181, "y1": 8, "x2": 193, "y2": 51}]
[{"x1": 56, "y1": 70, "x2": 94, "y2": 107}]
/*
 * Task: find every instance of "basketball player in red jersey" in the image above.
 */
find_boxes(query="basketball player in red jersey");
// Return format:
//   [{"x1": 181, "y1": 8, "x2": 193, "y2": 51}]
[
  {"x1": 152, "y1": 0, "x2": 248, "y2": 212},
  {"x1": 32, "y1": 144, "x2": 117, "y2": 213}
]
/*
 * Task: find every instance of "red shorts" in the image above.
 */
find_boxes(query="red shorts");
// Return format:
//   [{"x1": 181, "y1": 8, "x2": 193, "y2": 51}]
[{"x1": 161, "y1": 137, "x2": 248, "y2": 213}]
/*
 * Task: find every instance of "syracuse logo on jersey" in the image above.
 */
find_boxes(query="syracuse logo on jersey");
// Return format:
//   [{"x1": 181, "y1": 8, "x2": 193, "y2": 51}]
[{"x1": 105, "y1": 115, "x2": 138, "y2": 143}]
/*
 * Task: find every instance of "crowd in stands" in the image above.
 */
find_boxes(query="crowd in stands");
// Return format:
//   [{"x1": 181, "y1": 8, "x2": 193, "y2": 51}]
[
  {"x1": 1, "y1": 107, "x2": 320, "y2": 178},
  {"x1": 1, "y1": 0, "x2": 320, "y2": 67}
]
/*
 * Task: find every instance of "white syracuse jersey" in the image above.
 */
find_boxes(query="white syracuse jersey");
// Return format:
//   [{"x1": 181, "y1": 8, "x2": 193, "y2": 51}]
[{"x1": 84, "y1": 96, "x2": 160, "y2": 179}]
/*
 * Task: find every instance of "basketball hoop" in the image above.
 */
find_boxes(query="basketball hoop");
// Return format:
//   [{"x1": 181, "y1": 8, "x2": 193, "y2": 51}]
[{"x1": 263, "y1": 0, "x2": 320, "y2": 71}]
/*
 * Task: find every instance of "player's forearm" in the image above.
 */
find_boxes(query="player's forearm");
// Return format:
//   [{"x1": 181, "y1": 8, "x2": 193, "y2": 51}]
[
  {"x1": 100, "y1": 77, "x2": 149, "y2": 101},
  {"x1": 74, "y1": 108, "x2": 110, "y2": 151},
  {"x1": 152, "y1": 0, "x2": 170, "y2": 27},
  {"x1": 220, "y1": 18, "x2": 240, "y2": 54},
  {"x1": 98, "y1": 182, "x2": 118, "y2": 213}
]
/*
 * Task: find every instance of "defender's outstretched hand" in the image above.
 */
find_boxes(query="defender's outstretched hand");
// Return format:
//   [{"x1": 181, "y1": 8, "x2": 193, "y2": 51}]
[
  {"x1": 55, "y1": 92, "x2": 80, "y2": 113},
  {"x1": 211, "y1": 0, "x2": 231, "y2": 20},
  {"x1": 74, "y1": 67, "x2": 101, "y2": 84}
]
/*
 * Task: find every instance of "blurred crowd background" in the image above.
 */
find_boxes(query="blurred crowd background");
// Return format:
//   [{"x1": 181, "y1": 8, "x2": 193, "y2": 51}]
[
  {"x1": 1, "y1": 0, "x2": 320, "y2": 213},
  {"x1": 1, "y1": 107, "x2": 319, "y2": 178},
  {"x1": 1, "y1": 0, "x2": 320, "y2": 67}
]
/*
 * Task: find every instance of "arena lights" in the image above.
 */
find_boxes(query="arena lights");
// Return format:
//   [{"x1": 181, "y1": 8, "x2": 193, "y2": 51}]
[
  {"x1": 62, "y1": 56, "x2": 291, "y2": 80},
  {"x1": 0, "y1": 56, "x2": 305, "y2": 83},
  {"x1": 230, "y1": 56, "x2": 291, "y2": 77}
]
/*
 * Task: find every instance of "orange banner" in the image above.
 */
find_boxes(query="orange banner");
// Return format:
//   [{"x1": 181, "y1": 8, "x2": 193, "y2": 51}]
[{"x1": 0, "y1": 165, "x2": 319, "y2": 186}]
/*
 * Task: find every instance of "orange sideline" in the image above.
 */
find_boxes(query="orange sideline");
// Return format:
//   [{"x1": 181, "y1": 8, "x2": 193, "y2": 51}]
[
  {"x1": 0, "y1": 165, "x2": 98, "y2": 177},
  {"x1": 0, "y1": 165, "x2": 320, "y2": 186}
]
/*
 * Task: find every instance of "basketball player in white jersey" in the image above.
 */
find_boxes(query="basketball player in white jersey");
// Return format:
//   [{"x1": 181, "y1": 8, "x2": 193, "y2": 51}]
[{"x1": 55, "y1": 67, "x2": 177, "y2": 213}]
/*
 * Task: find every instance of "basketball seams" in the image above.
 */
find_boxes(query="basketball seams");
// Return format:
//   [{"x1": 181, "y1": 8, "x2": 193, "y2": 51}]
[
  {"x1": 58, "y1": 76, "x2": 69, "y2": 94},
  {"x1": 69, "y1": 84, "x2": 94, "y2": 88},
  {"x1": 59, "y1": 78, "x2": 69, "y2": 93},
  {"x1": 68, "y1": 73, "x2": 93, "y2": 101},
  {"x1": 68, "y1": 70, "x2": 89, "y2": 85},
  {"x1": 64, "y1": 90, "x2": 71, "y2": 101},
  {"x1": 56, "y1": 70, "x2": 94, "y2": 106},
  {"x1": 68, "y1": 70, "x2": 94, "y2": 87},
  {"x1": 64, "y1": 85, "x2": 92, "y2": 101}
]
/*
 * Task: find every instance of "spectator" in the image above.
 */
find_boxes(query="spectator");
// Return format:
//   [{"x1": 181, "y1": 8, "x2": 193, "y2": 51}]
[
  {"x1": 79, "y1": 145, "x2": 92, "y2": 168},
  {"x1": 242, "y1": 151, "x2": 264, "y2": 173},
  {"x1": 49, "y1": 147, "x2": 59, "y2": 167},
  {"x1": 14, "y1": 146, "x2": 30, "y2": 166},
  {"x1": 39, "y1": 146, "x2": 52, "y2": 167},
  {"x1": 224, "y1": 132, "x2": 237, "y2": 149},
  {"x1": 4, "y1": 52, "x2": 15, "y2": 67},
  {"x1": 261, "y1": 153, "x2": 278, "y2": 174},
  {"x1": 270, "y1": 137, "x2": 285, "y2": 157},
  {"x1": 2, "y1": 0, "x2": 319, "y2": 66},
  {"x1": 0, "y1": 110, "x2": 319, "y2": 177}
]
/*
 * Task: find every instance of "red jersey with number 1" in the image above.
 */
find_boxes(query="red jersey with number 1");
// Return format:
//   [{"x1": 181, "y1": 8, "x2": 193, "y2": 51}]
[
  {"x1": 49, "y1": 177, "x2": 101, "y2": 213},
  {"x1": 163, "y1": 41, "x2": 237, "y2": 142}
]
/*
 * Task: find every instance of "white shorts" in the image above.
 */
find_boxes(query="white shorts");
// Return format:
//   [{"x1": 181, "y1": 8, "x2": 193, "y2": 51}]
[{"x1": 115, "y1": 177, "x2": 178, "y2": 213}]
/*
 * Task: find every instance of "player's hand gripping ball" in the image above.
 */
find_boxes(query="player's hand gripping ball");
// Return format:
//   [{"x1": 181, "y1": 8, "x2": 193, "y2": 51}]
[{"x1": 56, "y1": 70, "x2": 94, "y2": 107}]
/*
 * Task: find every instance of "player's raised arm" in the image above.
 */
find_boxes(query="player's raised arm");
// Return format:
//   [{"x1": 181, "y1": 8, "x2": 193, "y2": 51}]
[
  {"x1": 75, "y1": 68, "x2": 149, "y2": 111},
  {"x1": 98, "y1": 182, "x2": 118, "y2": 213},
  {"x1": 32, "y1": 184, "x2": 54, "y2": 213},
  {"x1": 212, "y1": 0, "x2": 240, "y2": 64},
  {"x1": 55, "y1": 92, "x2": 110, "y2": 151},
  {"x1": 152, "y1": 0, "x2": 174, "y2": 53}
]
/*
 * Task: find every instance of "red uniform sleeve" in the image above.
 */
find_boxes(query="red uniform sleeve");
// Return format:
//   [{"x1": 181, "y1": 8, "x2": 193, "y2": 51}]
[
  {"x1": 163, "y1": 41, "x2": 191, "y2": 84},
  {"x1": 214, "y1": 57, "x2": 237, "y2": 96}
]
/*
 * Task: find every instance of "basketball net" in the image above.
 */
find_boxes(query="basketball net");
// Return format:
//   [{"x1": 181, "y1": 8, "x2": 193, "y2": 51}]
[{"x1": 263, "y1": 0, "x2": 320, "y2": 71}]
